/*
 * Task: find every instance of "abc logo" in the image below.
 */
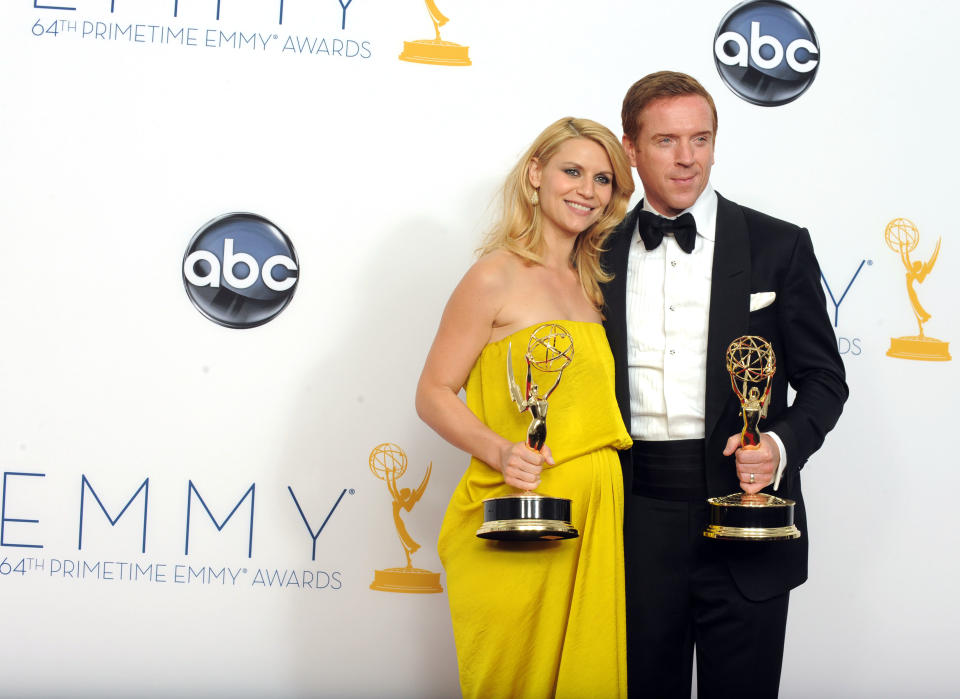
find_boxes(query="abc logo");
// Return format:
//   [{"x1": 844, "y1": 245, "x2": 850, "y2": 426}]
[
  {"x1": 183, "y1": 213, "x2": 299, "y2": 329},
  {"x1": 714, "y1": 0, "x2": 819, "y2": 106}
]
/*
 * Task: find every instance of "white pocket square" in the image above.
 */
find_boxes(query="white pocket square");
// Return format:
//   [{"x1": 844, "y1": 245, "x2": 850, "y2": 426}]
[{"x1": 749, "y1": 291, "x2": 776, "y2": 312}]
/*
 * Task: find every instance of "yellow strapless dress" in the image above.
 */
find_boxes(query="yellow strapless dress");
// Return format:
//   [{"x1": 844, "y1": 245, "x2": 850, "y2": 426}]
[{"x1": 438, "y1": 321, "x2": 632, "y2": 699}]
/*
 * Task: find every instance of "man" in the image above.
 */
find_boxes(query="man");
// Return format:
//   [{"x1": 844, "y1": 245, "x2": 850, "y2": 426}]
[{"x1": 601, "y1": 72, "x2": 847, "y2": 698}]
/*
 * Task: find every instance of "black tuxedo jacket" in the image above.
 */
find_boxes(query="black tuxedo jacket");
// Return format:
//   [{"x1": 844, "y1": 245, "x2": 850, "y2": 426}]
[{"x1": 601, "y1": 194, "x2": 848, "y2": 601}]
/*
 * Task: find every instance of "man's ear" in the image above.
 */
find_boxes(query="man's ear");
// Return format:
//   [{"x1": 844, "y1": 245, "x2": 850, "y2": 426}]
[{"x1": 621, "y1": 135, "x2": 638, "y2": 167}]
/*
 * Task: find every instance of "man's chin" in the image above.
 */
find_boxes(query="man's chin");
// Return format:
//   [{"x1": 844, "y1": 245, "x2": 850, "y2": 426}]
[
  {"x1": 642, "y1": 190, "x2": 700, "y2": 216},
  {"x1": 664, "y1": 194, "x2": 701, "y2": 214},
  {"x1": 656, "y1": 200, "x2": 696, "y2": 216}
]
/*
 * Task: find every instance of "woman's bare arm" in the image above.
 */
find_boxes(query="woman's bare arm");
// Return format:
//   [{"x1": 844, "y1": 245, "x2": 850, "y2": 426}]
[{"x1": 415, "y1": 253, "x2": 549, "y2": 490}]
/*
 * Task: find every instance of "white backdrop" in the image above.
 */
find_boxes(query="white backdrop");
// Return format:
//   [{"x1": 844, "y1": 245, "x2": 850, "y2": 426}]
[{"x1": 0, "y1": 1, "x2": 957, "y2": 697}]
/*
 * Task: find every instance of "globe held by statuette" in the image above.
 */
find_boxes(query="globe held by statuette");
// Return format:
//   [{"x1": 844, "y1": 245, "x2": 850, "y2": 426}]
[
  {"x1": 526, "y1": 324, "x2": 574, "y2": 373},
  {"x1": 726, "y1": 335, "x2": 776, "y2": 382},
  {"x1": 369, "y1": 442, "x2": 407, "y2": 481},
  {"x1": 885, "y1": 217, "x2": 919, "y2": 254}
]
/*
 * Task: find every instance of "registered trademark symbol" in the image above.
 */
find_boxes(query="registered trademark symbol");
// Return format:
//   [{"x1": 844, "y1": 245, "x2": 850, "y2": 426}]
[
  {"x1": 348, "y1": 489, "x2": 356, "y2": 495},
  {"x1": 867, "y1": 260, "x2": 873, "y2": 265},
  {"x1": 242, "y1": 568, "x2": 248, "y2": 574},
  {"x1": 273, "y1": 34, "x2": 278, "y2": 39}
]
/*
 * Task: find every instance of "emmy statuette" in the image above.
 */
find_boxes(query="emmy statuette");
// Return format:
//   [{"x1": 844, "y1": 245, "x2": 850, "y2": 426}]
[
  {"x1": 476, "y1": 324, "x2": 578, "y2": 542},
  {"x1": 703, "y1": 336, "x2": 802, "y2": 542},
  {"x1": 369, "y1": 443, "x2": 443, "y2": 593},
  {"x1": 884, "y1": 218, "x2": 951, "y2": 361},
  {"x1": 398, "y1": 0, "x2": 471, "y2": 66}
]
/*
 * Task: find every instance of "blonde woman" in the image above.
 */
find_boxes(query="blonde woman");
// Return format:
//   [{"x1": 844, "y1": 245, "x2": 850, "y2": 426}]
[{"x1": 416, "y1": 117, "x2": 634, "y2": 698}]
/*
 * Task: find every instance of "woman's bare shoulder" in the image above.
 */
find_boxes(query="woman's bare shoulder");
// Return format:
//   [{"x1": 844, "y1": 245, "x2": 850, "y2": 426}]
[{"x1": 461, "y1": 248, "x2": 526, "y2": 295}]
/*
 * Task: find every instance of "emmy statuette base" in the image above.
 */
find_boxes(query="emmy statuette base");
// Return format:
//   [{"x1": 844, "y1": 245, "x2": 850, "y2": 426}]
[
  {"x1": 477, "y1": 494, "x2": 579, "y2": 542},
  {"x1": 703, "y1": 493, "x2": 801, "y2": 542},
  {"x1": 887, "y1": 336, "x2": 951, "y2": 361},
  {"x1": 399, "y1": 40, "x2": 471, "y2": 66},
  {"x1": 370, "y1": 566, "x2": 443, "y2": 593}
]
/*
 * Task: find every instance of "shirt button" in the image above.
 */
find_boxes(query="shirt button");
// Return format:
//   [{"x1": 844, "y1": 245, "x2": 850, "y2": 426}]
[{"x1": 671, "y1": 260, "x2": 678, "y2": 267}]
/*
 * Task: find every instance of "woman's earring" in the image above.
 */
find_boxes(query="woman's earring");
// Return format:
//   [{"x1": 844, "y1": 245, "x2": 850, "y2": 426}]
[{"x1": 530, "y1": 189, "x2": 539, "y2": 206}]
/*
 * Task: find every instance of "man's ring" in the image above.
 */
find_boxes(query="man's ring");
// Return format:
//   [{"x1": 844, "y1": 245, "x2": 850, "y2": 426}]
[{"x1": 749, "y1": 473, "x2": 756, "y2": 484}]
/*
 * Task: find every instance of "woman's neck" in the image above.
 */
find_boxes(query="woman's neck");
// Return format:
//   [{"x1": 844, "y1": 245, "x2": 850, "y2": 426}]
[{"x1": 539, "y1": 227, "x2": 577, "y2": 271}]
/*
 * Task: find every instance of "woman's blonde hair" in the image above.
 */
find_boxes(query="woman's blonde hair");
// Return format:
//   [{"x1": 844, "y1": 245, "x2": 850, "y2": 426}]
[{"x1": 480, "y1": 117, "x2": 634, "y2": 310}]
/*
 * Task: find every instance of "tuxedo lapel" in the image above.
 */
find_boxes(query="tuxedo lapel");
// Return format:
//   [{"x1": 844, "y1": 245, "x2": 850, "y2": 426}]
[
  {"x1": 602, "y1": 201, "x2": 642, "y2": 432},
  {"x1": 704, "y1": 194, "x2": 751, "y2": 447},
  {"x1": 604, "y1": 203, "x2": 638, "y2": 319}
]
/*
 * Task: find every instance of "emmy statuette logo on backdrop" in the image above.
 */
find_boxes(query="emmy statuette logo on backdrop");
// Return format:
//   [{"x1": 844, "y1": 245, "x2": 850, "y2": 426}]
[
  {"x1": 884, "y1": 218, "x2": 951, "y2": 361},
  {"x1": 399, "y1": 0, "x2": 471, "y2": 66},
  {"x1": 369, "y1": 443, "x2": 442, "y2": 593}
]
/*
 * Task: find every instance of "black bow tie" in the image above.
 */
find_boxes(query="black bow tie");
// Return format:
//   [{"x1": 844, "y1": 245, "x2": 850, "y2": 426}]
[{"x1": 637, "y1": 210, "x2": 697, "y2": 254}]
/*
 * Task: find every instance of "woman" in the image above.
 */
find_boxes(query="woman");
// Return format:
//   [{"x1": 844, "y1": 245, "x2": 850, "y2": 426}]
[{"x1": 416, "y1": 117, "x2": 634, "y2": 698}]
